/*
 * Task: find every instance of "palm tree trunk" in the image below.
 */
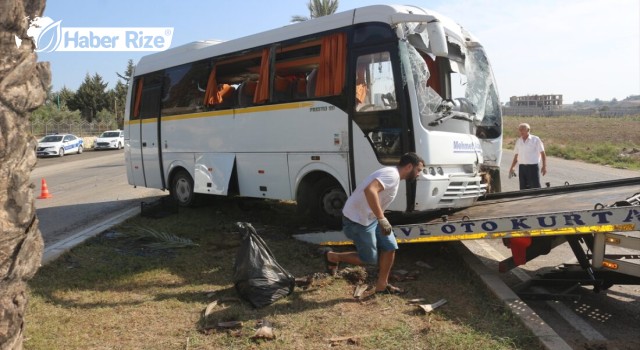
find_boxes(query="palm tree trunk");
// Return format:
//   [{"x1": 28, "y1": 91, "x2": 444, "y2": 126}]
[{"x1": 0, "y1": 0, "x2": 50, "y2": 349}]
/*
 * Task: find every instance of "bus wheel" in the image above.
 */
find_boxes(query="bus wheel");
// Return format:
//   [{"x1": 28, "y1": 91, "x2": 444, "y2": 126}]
[
  {"x1": 312, "y1": 177, "x2": 347, "y2": 229},
  {"x1": 171, "y1": 170, "x2": 196, "y2": 207}
]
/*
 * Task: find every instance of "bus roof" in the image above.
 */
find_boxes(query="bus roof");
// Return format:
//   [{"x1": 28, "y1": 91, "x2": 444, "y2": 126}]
[{"x1": 134, "y1": 4, "x2": 470, "y2": 76}]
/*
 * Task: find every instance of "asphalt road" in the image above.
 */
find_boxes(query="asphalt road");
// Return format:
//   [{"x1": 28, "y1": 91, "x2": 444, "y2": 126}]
[
  {"x1": 499, "y1": 149, "x2": 640, "y2": 192},
  {"x1": 32, "y1": 149, "x2": 165, "y2": 247}
]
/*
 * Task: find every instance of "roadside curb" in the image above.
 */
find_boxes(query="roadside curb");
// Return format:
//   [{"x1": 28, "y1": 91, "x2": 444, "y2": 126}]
[
  {"x1": 453, "y1": 241, "x2": 572, "y2": 350},
  {"x1": 42, "y1": 206, "x2": 140, "y2": 265}
]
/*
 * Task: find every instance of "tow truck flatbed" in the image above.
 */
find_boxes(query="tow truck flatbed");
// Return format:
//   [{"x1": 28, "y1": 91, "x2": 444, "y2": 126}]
[
  {"x1": 295, "y1": 180, "x2": 640, "y2": 294},
  {"x1": 295, "y1": 181, "x2": 640, "y2": 245}
]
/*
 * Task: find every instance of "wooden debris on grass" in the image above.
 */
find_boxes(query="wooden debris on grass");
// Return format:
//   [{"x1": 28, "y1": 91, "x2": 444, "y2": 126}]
[
  {"x1": 419, "y1": 299, "x2": 448, "y2": 314},
  {"x1": 251, "y1": 319, "x2": 275, "y2": 341},
  {"x1": 407, "y1": 298, "x2": 426, "y2": 305},
  {"x1": 203, "y1": 300, "x2": 218, "y2": 317},
  {"x1": 391, "y1": 269, "x2": 421, "y2": 282},
  {"x1": 353, "y1": 284, "x2": 369, "y2": 299}
]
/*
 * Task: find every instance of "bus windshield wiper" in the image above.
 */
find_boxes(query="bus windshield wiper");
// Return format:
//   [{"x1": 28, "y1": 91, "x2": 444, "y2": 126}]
[{"x1": 428, "y1": 100, "x2": 476, "y2": 126}]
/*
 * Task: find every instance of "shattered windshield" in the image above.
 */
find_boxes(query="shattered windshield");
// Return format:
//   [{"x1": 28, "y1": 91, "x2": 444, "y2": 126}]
[
  {"x1": 404, "y1": 39, "x2": 501, "y2": 139},
  {"x1": 465, "y1": 44, "x2": 502, "y2": 138}
]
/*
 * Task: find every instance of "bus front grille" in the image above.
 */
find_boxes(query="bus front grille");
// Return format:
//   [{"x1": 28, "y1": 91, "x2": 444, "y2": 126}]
[{"x1": 438, "y1": 181, "x2": 487, "y2": 205}]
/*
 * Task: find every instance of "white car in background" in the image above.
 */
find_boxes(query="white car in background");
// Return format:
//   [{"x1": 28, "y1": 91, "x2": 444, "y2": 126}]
[
  {"x1": 36, "y1": 134, "x2": 84, "y2": 157},
  {"x1": 94, "y1": 130, "x2": 124, "y2": 150}
]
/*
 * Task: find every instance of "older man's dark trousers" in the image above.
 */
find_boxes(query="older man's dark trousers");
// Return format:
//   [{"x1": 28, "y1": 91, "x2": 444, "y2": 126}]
[{"x1": 518, "y1": 164, "x2": 540, "y2": 190}]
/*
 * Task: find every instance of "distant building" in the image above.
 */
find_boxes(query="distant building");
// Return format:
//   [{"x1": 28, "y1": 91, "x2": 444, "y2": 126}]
[{"x1": 509, "y1": 94, "x2": 563, "y2": 109}]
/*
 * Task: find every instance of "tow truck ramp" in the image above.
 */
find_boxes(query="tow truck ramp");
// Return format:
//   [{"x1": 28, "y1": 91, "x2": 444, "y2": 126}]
[{"x1": 295, "y1": 187, "x2": 640, "y2": 300}]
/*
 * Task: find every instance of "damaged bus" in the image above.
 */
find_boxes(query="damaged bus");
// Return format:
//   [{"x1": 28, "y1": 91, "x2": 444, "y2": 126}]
[{"x1": 124, "y1": 4, "x2": 502, "y2": 227}]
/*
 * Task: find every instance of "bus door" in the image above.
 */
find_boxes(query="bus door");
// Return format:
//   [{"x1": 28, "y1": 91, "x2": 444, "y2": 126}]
[
  {"x1": 349, "y1": 46, "x2": 413, "y2": 208},
  {"x1": 138, "y1": 81, "x2": 166, "y2": 189},
  {"x1": 126, "y1": 79, "x2": 143, "y2": 187}
]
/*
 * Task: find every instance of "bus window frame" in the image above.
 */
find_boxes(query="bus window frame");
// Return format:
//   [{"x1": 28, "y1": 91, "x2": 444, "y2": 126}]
[{"x1": 349, "y1": 43, "x2": 413, "y2": 166}]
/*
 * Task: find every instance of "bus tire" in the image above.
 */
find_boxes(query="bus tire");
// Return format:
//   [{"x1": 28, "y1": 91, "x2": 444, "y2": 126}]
[
  {"x1": 171, "y1": 170, "x2": 197, "y2": 207},
  {"x1": 311, "y1": 177, "x2": 347, "y2": 229}
]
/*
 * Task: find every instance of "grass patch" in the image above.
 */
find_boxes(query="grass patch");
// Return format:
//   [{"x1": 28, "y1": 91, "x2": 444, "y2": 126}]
[
  {"x1": 503, "y1": 115, "x2": 640, "y2": 169},
  {"x1": 25, "y1": 197, "x2": 541, "y2": 349}
]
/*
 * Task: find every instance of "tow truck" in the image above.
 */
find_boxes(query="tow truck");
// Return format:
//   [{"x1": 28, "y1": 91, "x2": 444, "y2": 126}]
[{"x1": 295, "y1": 178, "x2": 640, "y2": 300}]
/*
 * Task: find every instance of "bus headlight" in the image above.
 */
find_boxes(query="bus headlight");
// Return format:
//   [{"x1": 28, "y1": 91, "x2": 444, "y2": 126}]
[
  {"x1": 429, "y1": 167, "x2": 436, "y2": 176},
  {"x1": 437, "y1": 167, "x2": 443, "y2": 175}
]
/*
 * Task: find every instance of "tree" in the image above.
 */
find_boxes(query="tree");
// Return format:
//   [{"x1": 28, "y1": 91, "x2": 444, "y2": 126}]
[
  {"x1": 31, "y1": 103, "x2": 82, "y2": 124},
  {"x1": 95, "y1": 109, "x2": 118, "y2": 130},
  {"x1": 52, "y1": 86, "x2": 75, "y2": 110},
  {"x1": 0, "y1": 0, "x2": 49, "y2": 348},
  {"x1": 69, "y1": 73, "x2": 109, "y2": 122},
  {"x1": 117, "y1": 59, "x2": 134, "y2": 84},
  {"x1": 108, "y1": 59, "x2": 134, "y2": 128},
  {"x1": 291, "y1": 0, "x2": 339, "y2": 22}
]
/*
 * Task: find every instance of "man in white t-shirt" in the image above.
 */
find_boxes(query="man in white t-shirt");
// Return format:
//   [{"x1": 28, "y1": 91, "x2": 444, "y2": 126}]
[
  {"x1": 509, "y1": 123, "x2": 547, "y2": 189},
  {"x1": 324, "y1": 152, "x2": 424, "y2": 295}
]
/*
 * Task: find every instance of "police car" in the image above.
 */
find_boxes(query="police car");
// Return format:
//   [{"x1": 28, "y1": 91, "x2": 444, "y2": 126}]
[
  {"x1": 94, "y1": 130, "x2": 124, "y2": 150},
  {"x1": 36, "y1": 134, "x2": 83, "y2": 157}
]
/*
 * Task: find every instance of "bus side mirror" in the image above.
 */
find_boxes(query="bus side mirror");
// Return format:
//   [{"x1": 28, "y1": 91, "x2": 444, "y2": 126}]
[{"x1": 426, "y1": 20, "x2": 448, "y2": 57}]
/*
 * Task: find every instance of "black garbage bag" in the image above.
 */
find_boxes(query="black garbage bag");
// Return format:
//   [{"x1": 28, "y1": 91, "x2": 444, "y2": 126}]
[{"x1": 233, "y1": 222, "x2": 295, "y2": 308}]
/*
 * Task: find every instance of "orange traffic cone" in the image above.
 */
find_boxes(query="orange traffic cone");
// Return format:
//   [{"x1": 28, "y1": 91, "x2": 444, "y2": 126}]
[{"x1": 37, "y1": 178, "x2": 53, "y2": 199}]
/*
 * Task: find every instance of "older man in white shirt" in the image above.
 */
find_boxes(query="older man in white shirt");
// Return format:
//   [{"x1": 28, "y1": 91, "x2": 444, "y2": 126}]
[{"x1": 509, "y1": 123, "x2": 547, "y2": 189}]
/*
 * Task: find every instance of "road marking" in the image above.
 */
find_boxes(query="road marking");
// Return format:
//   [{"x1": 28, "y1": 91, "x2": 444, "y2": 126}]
[{"x1": 471, "y1": 240, "x2": 608, "y2": 342}]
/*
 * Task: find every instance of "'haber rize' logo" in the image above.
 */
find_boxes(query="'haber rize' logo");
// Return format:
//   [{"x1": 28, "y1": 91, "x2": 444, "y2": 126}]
[
  {"x1": 15, "y1": 16, "x2": 61, "y2": 52},
  {"x1": 16, "y1": 16, "x2": 173, "y2": 53}
]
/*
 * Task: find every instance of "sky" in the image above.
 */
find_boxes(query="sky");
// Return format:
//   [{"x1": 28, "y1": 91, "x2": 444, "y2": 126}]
[{"x1": 35, "y1": 0, "x2": 640, "y2": 104}]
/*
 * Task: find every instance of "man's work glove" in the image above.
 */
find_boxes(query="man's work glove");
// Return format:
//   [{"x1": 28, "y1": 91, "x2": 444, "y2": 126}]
[{"x1": 378, "y1": 217, "x2": 393, "y2": 236}]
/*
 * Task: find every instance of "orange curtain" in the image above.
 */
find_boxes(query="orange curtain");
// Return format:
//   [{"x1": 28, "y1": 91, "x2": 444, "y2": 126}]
[
  {"x1": 316, "y1": 32, "x2": 346, "y2": 96},
  {"x1": 355, "y1": 84, "x2": 367, "y2": 104},
  {"x1": 133, "y1": 77, "x2": 144, "y2": 118},
  {"x1": 253, "y1": 48, "x2": 270, "y2": 104},
  {"x1": 203, "y1": 65, "x2": 220, "y2": 106}
]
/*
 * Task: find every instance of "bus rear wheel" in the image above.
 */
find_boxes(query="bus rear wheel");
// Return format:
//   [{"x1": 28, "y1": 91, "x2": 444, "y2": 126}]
[
  {"x1": 311, "y1": 177, "x2": 347, "y2": 229},
  {"x1": 171, "y1": 170, "x2": 197, "y2": 207}
]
